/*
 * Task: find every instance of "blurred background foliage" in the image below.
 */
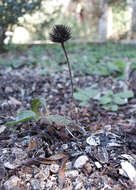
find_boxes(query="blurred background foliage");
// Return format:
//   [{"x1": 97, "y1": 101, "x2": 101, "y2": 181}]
[
  {"x1": 1, "y1": 0, "x2": 136, "y2": 112},
  {"x1": 1, "y1": 0, "x2": 136, "y2": 45},
  {"x1": 0, "y1": 0, "x2": 42, "y2": 48}
]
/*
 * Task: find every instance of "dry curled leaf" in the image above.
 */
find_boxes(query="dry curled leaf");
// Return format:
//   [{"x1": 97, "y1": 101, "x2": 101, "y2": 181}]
[
  {"x1": 59, "y1": 156, "x2": 69, "y2": 188},
  {"x1": 46, "y1": 152, "x2": 68, "y2": 161},
  {"x1": 27, "y1": 138, "x2": 37, "y2": 153}
]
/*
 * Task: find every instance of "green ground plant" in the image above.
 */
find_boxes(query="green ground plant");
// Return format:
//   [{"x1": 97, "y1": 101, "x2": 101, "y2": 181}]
[
  {"x1": 0, "y1": 57, "x2": 22, "y2": 69},
  {"x1": 74, "y1": 87, "x2": 134, "y2": 111},
  {"x1": 5, "y1": 97, "x2": 85, "y2": 138},
  {"x1": 99, "y1": 90, "x2": 134, "y2": 111},
  {"x1": 1, "y1": 43, "x2": 136, "y2": 75},
  {"x1": 2, "y1": 42, "x2": 136, "y2": 112},
  {"x1": 74, "y1": 86, "x2": 99, "y2": 107},
  {"x1": 5, "y1": 97, "x2": 72, "y2": 127}
]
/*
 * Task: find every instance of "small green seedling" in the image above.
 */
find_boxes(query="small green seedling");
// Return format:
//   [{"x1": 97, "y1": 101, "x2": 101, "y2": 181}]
[
  {"x1": 5, "y1": 97, "x2": 85, "y2": 138},
  {"x1": 5, "y1": 98, "x2": 71, "y2": 126}
]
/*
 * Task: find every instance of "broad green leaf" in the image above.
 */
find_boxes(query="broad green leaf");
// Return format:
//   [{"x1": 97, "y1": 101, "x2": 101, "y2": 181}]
[
  {"x1": 102, "y1": 104, "x2": 118, "y2": 111},
  {"x1": 130, "y1": 62, "x2": 136, "y2": 70},
  {"x1": 114, "y1": 60, "x2": 125, "y2": 72},
  {"x1": 94, "y1": 67, "x2": 110, "y2": 76},
  {"x1": 114, "y1": 96, "x2": 126, "y2": 105},
  {"x1": 111, "y1": 104, "x2": 118, "y2": 111},
  {"x1": 116, "y1": 73, "x2": 126, "y2": 80},
  {"x1": 31, "y1": 98, "x2": 41, "y2": 116},
  {"x1": 84, "y1": 88, "x2": 99, "y2": 98},
  {"x1": 5, "y1": 110, "x2": 38, "y2": 126},
  {"x1": 113, "y1": 91, "x2": 133, "y2": 105},
  {"x1": 106, "y1": 90, "x2": 113, "y2": 96},
  {"x1": 74, "y1": 92, "x2": 89, "y2": 101},
  {"x1": 39, "y1": 97, "x2": 47, "y2": 111},
  {"x1": 15, "y1": 110, "x2": 38, "y2": 122},
  {"x1": 102, "y1": 105, "x2": 111, "y2": 110},
  {"x1": 116, "y1": 91, "x2": 134, "y2": 99},
  {"x1": 31, "y1": 97, "x2": 48, "y2": 114},
  {"x1": 74, "y1": 87, "x2": 99, "y2": 102},
  {"x1": 99, "y1": 96, "x2": 112, "y2": 105},
  {"x1": 45, "y1": 115, "x2": 72, "y2": 126},
  {"x1": 107, "y1": 62, "x2": 120, "y2": 73}
]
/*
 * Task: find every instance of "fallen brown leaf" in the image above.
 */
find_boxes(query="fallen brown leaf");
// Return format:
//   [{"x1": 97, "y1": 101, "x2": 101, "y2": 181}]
[{"x1": 58, "y1": 156, "x2": 69, "y2": 188}]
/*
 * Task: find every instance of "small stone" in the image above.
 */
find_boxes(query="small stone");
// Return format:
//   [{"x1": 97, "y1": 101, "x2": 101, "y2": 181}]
[
  {"x1": 95, "y1": 161, "x2": 102, "y2": 169},
  {"x1": 40, "y1": 165, "x2": 50, "y2": 180},
  {"x1": 11, "y1": 148, "x2": 27, "y2": 163},
  {"x1": 4, "y1": 162, "x2": 17, "y2": 169},
  {"x1": 0, "y1": 164, "x2": 6, "y2": 179},
  {"x1": 40, "y1": 181, "x2": 46, "y2": 189},
  {"x1": 61, "y1": 144, "x2": 68, "y2": 150},
  {"x1": 113, "y1": 184, "x2": 123, "y2": 190},
  {"x1": 24, "y1": 174, "x2": 32, "y2": 181},
  {"x1": 8, "y1": 97, "x2": 22, "y2": 106},
  {"x1": 104, "y1": 124, "x2": 111, "y2": 131},
  {"x1": 74, "y1": 155, "x2": 89, "y2": 169},
  {"x1": 50, "y1": 164, "x2": 59, "y2": 174},
  {"x1": 46, "y1": 175, "x2": 57, "y2": 188},
  {"x1": 65, "y1": 170, "x2": 79, "y2": 178},
  {"x1": 84, "y1": 162, "x2": 93, "y2": 174},
  {"x1": 86, "y1": 135, "x2": 100, "y2": 146},
  {"x1": 121, "y1": 160, "x2": 136, "y2": 182},
  {"x1": 26, "y1": 182, "x2": 31, "y2": 190},
  {"x1": 65, "y1": 178, "x2": 73, "y2": 189},
  {"x1": 2, "y1": 148, "x2": 10, "y2": 154},
  {"x1": 75, "y1": 182, "x2": 83, "y2": 190},
  {"x1": 0, "y1": 125, "x2": 6, "y2": 134},
  {"x1": 5, "y1": 86, "x2": 13, "y2": 93},
  {"x1": 30, "y1": 179, "x2": 41, "y2": 190},
  {"x1": 0, "y1": 120, "x2": 3, "y2": 125},
  {"x1": 57, "y1": 83, "x2": 63, "y2": 88},
  {"x1": 4, "y1": 176, "x2": 20, "y2": 189},
  {"x1": 119, "y1": 168, "x2": 127, "y2": 177},
  {"x1": 35, "y1": 171, "x2": 47, "y2": 181},
  {"x1": 85, "y1": 146, "x2": 92, "y2": 154},
  {"x1": 65, "y1": 161, "x2": 72, "y2": 170}
]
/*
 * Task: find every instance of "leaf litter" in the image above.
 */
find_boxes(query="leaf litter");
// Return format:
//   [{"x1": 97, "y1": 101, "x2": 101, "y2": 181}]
[{"x1": 0, "y1": 63, "x2": 136, "y2": 189}]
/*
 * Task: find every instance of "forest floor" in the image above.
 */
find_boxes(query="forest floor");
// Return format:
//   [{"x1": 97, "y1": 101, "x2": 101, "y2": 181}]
[{"x1": 0, "y1": 43, "x2": 136, "y2": 190}]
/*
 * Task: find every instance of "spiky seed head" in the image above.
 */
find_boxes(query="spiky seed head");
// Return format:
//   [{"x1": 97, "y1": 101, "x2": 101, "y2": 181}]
[{"x1": 50, "y1": 25, "x2": 71, "y2": 43}]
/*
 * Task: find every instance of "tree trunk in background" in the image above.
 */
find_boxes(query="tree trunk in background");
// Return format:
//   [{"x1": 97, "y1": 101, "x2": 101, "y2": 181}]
[
  {"x1": 0, "y1": 28, "x2": 7, "y2": 52},
  {"x1": 107, "y1": 6, "x2": 113, "y2": 39},
  {"x1": 98, "y1": 0, "x2": 108, "y2": 42},
  {"x1": 127, "y1": 0, "x2": 136, "y2": 39},
  {"x1": 127, "y1": 0, "x2": 133, "y2": 39},
  {"x1": 132, "y1": 0, "x2": 136, "y2": 37}
]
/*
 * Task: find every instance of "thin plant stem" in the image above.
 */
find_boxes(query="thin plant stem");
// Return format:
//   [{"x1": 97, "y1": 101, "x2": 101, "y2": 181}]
[
  {"x1": 61, "y1": 42, "x2": 74, "y2": 100},
  {"x1": 61, "y1": 42, "x2": 79, "y2": 124}
]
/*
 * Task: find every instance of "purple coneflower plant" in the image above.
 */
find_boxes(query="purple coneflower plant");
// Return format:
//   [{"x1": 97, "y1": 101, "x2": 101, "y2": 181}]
[{"x1": 50, "y1": 25, "x2": 74, "y2": 100}]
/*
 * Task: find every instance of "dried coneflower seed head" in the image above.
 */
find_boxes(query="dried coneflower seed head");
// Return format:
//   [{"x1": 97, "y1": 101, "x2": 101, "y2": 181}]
[{"x1": 50, "y1": 25, "x2": 71, "y2": 43}]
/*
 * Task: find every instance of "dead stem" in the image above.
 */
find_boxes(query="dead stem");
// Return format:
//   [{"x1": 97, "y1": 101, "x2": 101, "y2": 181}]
[{"x1": 61, "y1": 42, "x2": 74, "y2": 100}]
